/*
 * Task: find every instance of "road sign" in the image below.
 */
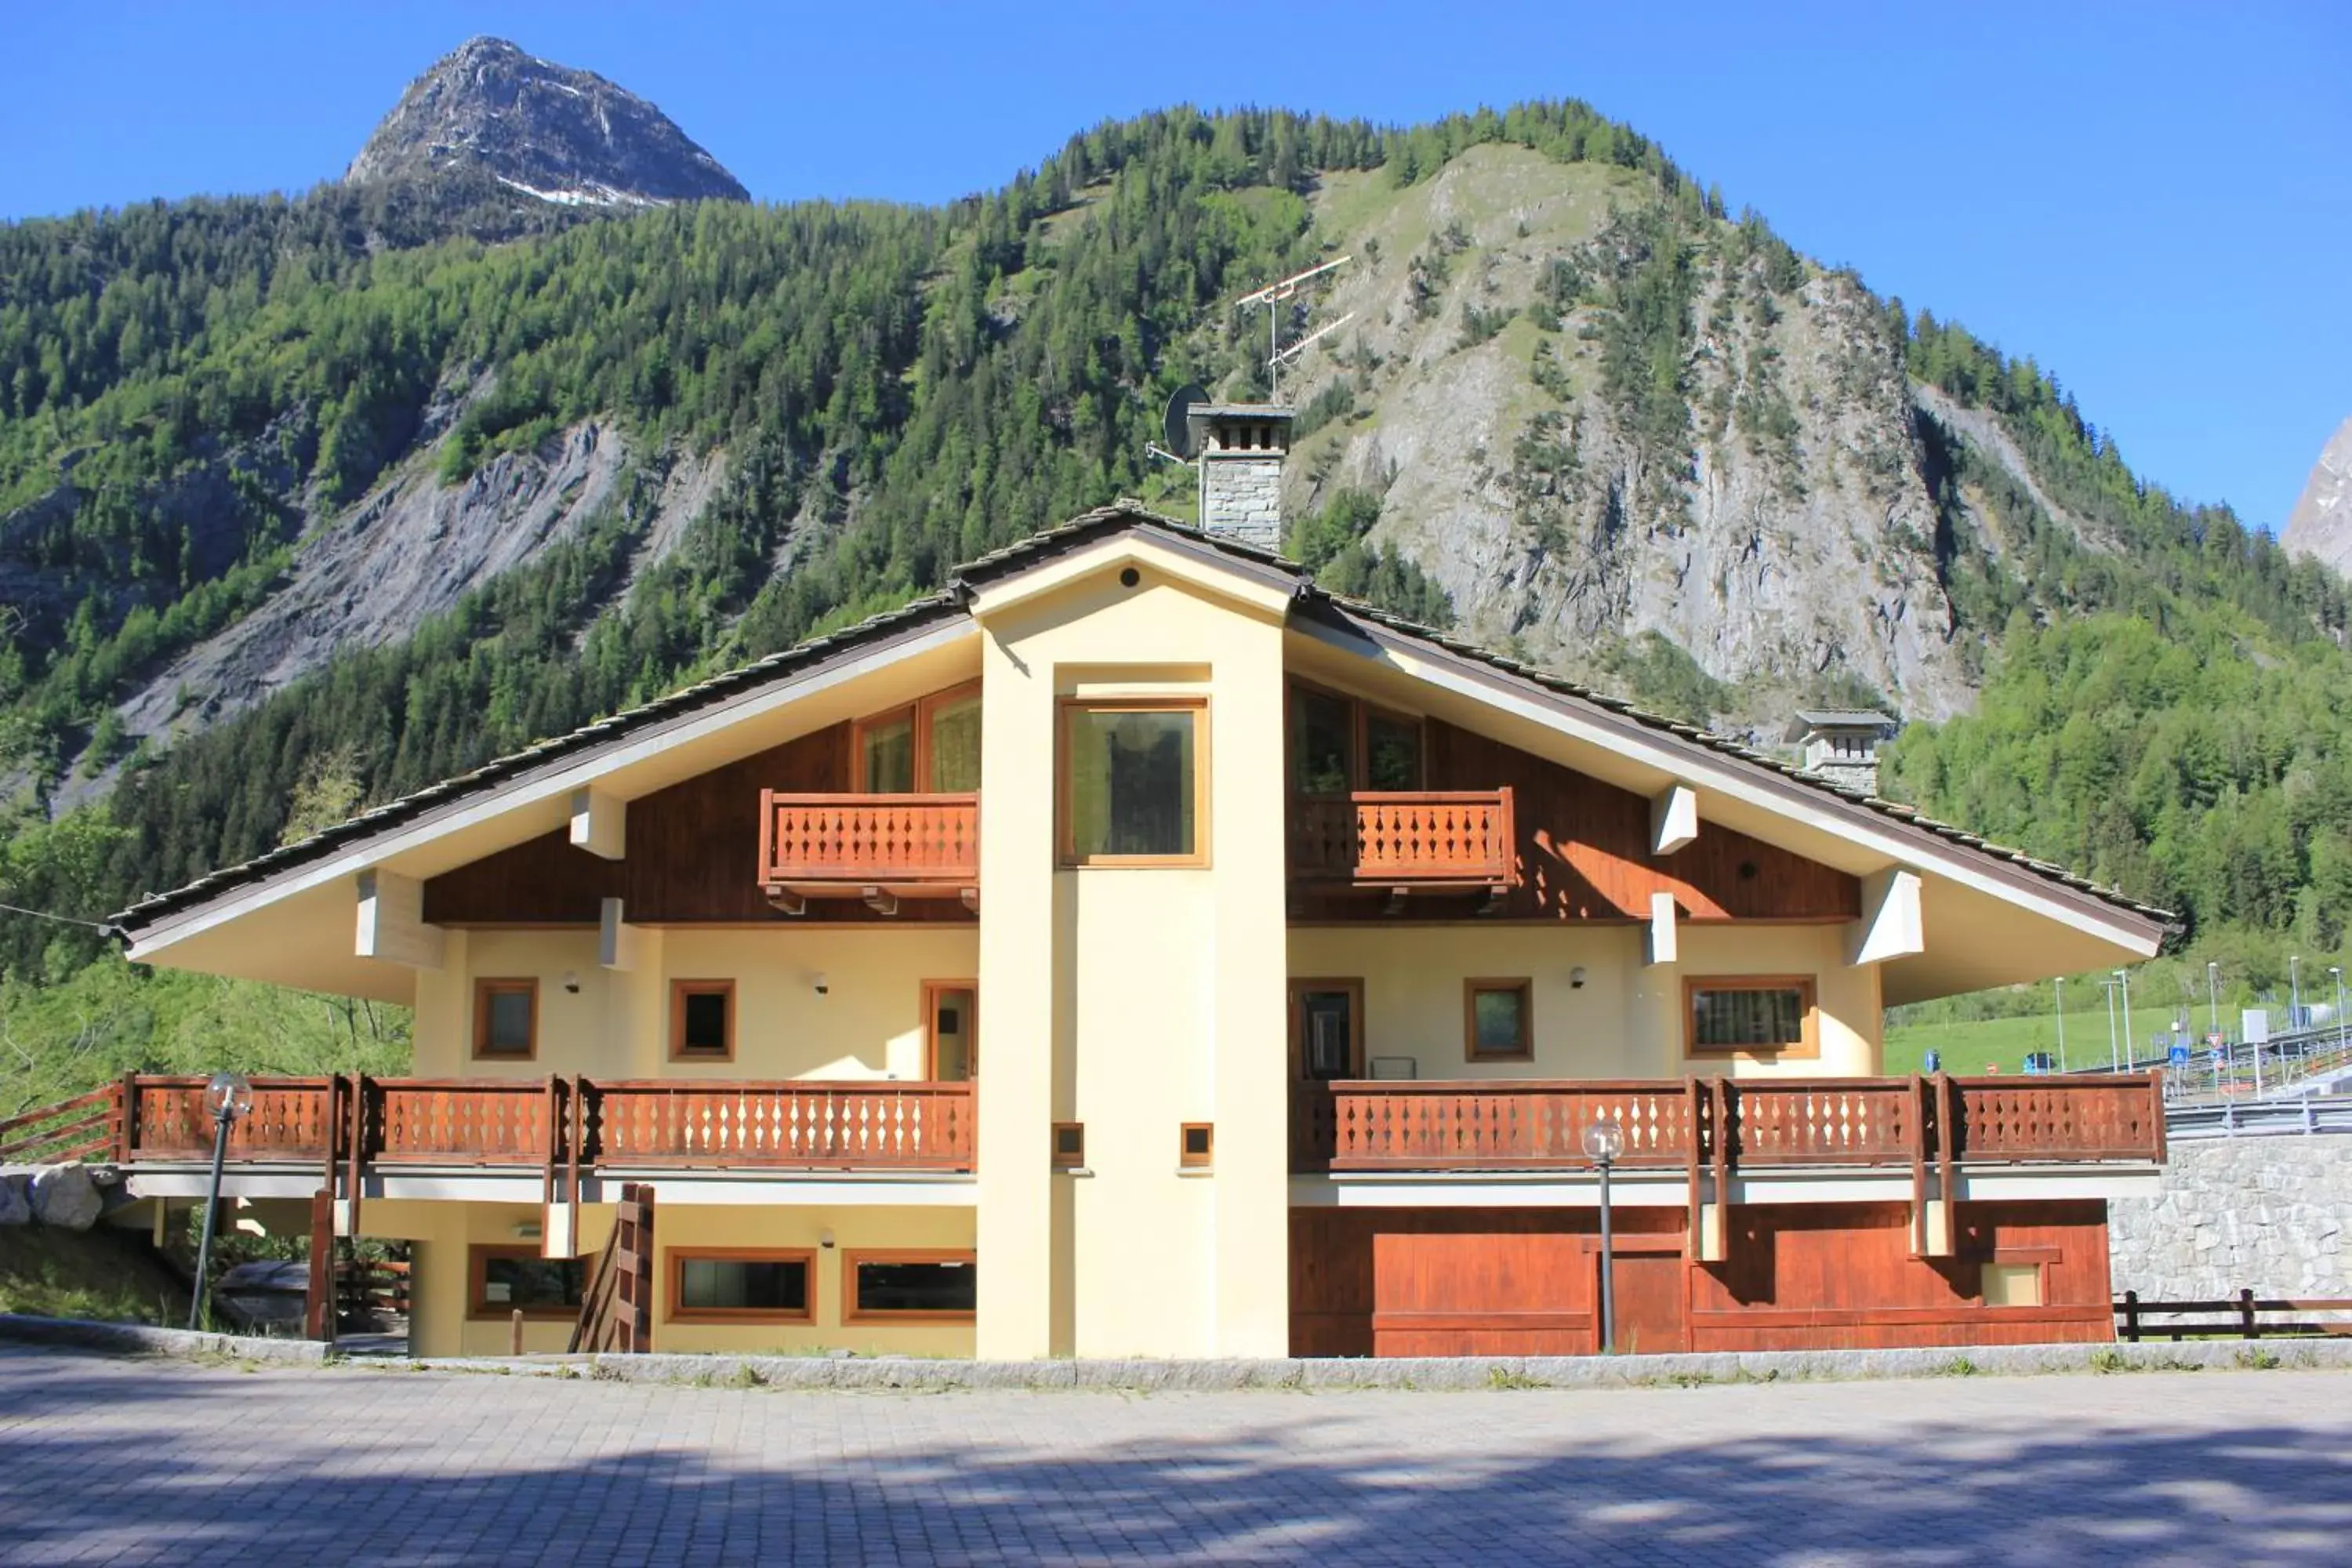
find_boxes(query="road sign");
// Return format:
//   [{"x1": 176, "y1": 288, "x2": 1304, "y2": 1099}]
[{"x1": 2169, "y1": 1044, "x2": 2190, "y2": 1069}]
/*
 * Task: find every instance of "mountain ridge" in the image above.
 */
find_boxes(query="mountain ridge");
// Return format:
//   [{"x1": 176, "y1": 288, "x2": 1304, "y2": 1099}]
[{"x1": 343, "y1": 35, "x2": 749, "y2": 207}]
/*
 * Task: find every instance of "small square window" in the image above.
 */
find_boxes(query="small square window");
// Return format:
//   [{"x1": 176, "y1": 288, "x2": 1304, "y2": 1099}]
[
  {"x1": 1051, "y1": 1122, "x2": 1085, "y2": 1170},
  {"x1": 474, "y1": 979, "x2": 538, "y2": 1060},
  {"x1": 671, "y1": 980, "x2": 735, "y2": 1061},
  {"x1": 1465, "y1": 979, "x2": 1533, "y2": 1061},
  {"x1": 1179, "y1": 1123, "x2": 1214, "y2": 1169}
]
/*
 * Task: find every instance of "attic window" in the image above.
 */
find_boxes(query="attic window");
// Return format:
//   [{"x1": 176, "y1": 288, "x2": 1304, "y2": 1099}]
[{"x1": 474, "y1": 979, "x2": 538, "y2": 1060}]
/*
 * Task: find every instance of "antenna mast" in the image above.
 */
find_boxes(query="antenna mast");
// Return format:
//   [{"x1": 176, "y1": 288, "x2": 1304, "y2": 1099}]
[{"x1": 1234, "y1": 256, "x2": 1352, "y2": 401}]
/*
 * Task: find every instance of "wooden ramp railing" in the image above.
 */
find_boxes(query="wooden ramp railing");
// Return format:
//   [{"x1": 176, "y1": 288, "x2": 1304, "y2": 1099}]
[
  {"x1": 2118, "y1": 1289, "x2": 2352, "y2": 1341},
  {"x1": 0, "y1": 1083, "x2": 125, "y2": 1163},
  {"x1": 570, "y1": 1182, "x2": 655, "y2": 1354}
]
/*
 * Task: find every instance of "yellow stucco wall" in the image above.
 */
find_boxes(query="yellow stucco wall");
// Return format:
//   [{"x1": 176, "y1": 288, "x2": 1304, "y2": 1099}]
[
  {"x1": 1288, "y1": 920, "x2": 1881, "y2": 1079},
  {"x1": 974, "y1": 551, "x2": 1291, "y2": 1359},
  {"x1": 368, "y1": 1198, "x2": 975, "y2": 1358},
  {"x1": 411, "y1": 927, "x2": 978, "y2": 1080}
]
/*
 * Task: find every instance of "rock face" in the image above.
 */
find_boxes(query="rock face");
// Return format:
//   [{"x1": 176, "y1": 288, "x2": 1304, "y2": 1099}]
[
  {"x1": 2109, "y1": 1137, "x2": 2350, "y2": 1303},
  {"x1": 2282, "y1": 416, "x2": 2352, "y2": 579},
  {"x1": 345, "y1": 36, "x2": 748, "y2": 207},
  {"x1": 1290, "y1": 147, "x2": 1977, "y2": 723}
]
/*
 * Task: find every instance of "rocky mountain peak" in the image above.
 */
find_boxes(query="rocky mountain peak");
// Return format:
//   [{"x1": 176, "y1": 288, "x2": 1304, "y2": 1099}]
[
  {"x1": 343, "y1": 35, "x2": 749, "y2": 208},
  {"x1": 2282, "y1": 415, "x2": 2352, "y2": 579}
]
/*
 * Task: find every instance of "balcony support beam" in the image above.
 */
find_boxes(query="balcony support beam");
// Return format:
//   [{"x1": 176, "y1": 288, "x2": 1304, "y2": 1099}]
[
  {"x1": 1849, "y1": 868, "x2": 1925, "y2": 966},
  {"x1": 569, "y1": 787, "x2": 626, "y2": 861},
  {"x1": 598, "y1": 898, "x2": 642, "y2": 971},
  {"x1": 764, "y1": 886, "x2": 808, "y2": 916},
  {"x1": 1643, "y1": 891, "x2": 1679, "y2": 967},
  {"x1": 862, "y1": 887, "x2": 900, "y2": 918},
  {"x1": 354, "y1": 870, "x2": 443, "y2": 970},
  {"x1": 1650, "y1": 783, "x2": 1699, "y2": 857}
]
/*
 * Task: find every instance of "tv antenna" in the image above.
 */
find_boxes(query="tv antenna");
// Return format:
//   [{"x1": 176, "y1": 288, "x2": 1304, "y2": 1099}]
[{"x1": 1234, "y1": 256, "x2": 1353, "y2": 401}]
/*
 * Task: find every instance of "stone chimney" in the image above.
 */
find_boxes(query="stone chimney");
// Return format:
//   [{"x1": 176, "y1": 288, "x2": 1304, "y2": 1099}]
[
  {"x1": 1784, "y1": 710, "x2": 1898, "y2": 795},
  {"x1": 1193, "y1": 403, "x2": 1292, "y2": 552}
]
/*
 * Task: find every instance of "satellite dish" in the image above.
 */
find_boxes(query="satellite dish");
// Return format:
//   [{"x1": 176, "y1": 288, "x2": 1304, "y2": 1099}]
[{"x1": 1162, "y1": 383, "x2": 1208, "y2": 460}]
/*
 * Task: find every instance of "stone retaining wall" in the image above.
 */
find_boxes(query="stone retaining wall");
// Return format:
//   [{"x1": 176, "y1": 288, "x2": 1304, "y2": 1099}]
[{"x1": 2109, "y1": 1136, "x2": 2350, "y2": 1300}]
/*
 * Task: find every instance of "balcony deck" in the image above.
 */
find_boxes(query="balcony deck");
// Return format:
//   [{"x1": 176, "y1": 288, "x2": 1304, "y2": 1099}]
[
  {"x1": 2, "y1": 1076, "x2": 977, "y2": 1178},
  {"x1": 1290, "y1": 1074, "x2": 2167, "y2": 1176},
  {"x1": 1287, "y1": 788, "x2": 1516, "y2": 902},
  {"x1": 757, "y1": 791, "x2": 979, "y2": 914}
]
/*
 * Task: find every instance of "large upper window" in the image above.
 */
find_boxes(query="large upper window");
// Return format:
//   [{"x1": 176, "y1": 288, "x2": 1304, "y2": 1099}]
[
  {"x1": 1289, "y1": 682, "x2": 1423, "y2": 794},
  {"x1": 855, "y1": 683, "x2": 982, "y2": 793},
  {"x1": 1059, "y1": 699, "x2": 1207, "y2": 866},
  {"x1": 1686, "y1": 976, "x2": 1817, "y2": 1058}
]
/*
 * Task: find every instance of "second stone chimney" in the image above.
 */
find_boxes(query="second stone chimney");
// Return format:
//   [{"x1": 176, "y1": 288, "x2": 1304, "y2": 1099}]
[{"x1": 1193, "y1": 403, "x2": 1292, "y2": 552}]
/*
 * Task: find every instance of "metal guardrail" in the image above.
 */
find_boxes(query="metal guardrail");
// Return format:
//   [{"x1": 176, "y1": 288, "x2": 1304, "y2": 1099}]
[{"x1": 2165, "y1": 1094, "x2": 2352, "y2": 1141}]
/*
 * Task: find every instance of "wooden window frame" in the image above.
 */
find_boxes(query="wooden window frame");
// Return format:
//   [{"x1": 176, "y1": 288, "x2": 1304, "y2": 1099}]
[
  {"x1": 466, "y1": 1243, "x2": 584, "y2": 1321},
  {"x1": 1051, "y1": 1121, "x2": 1086, "y2": 1170},
  {"x1": 666, "y1": 1247, "x2": 816, "y2": 1325},
  {"x1": 1055, "y1": 695, "x2": 1211, "y2": 868},
  {"x1": 1288, "y1": 977, "x2": 1366, "y2": 1082},
  {"x1": 851, "y1": 679, "x2": 982, "y2": 794},
  {"x1": 1179, "y1": 1122, "x2": 1214, "y2": 1169},
  {"x1": 1286, "y1": 677, "x2": 1426, "y2": 797},
  {"x1": 844, "y1": 1248, "x2": 978, "y2": 1324},
  {"x1": 1682, "y1": 975, "x2": 1820, "y2": 1062},
  {"x1": 669, "y1": 978, "x2": 737, "y2": 1062},
  {"x1": 920, "y1": 978, "x2": 979, "y2": 1082},
  {"x1": 472, "y1": 978, "x2": 539, "y2": 1062},
  {"x1": 1463, "y1": 977, "x2": 1534, "y2": 1062}
]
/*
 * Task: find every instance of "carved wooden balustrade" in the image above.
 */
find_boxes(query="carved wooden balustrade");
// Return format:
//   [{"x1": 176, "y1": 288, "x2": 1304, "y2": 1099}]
[
  {"x1": 40, "y1": 1076, "x2": 977, "y2": 1176},
  {"x1": 1292, "y1": 1074, "x2": 2165, "y2": 1176},
  {"x1": 1287, "y1": 789, "x2": 1517, "y2": 893},
  {"x1": 758, "y1": 791, "x2": 979, "y2": 913}
]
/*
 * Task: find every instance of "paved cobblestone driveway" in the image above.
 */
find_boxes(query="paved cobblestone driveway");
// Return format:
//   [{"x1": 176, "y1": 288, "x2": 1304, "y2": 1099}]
[{"x1": 3, "y1": 1347, "x2": 2349, "y2": 1566}]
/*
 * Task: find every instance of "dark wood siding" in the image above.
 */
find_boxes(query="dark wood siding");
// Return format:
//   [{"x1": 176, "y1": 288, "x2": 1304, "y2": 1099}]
[
  {"x1": 1290, "y1": 717, "x2": 1860, "y2": 923},
  {"x1": 425, "y1": 721, "x2": 971, "y2": 927},
  {"x1": 1290, "y1": 1200, "x2": 2113, "y2": 1356}
]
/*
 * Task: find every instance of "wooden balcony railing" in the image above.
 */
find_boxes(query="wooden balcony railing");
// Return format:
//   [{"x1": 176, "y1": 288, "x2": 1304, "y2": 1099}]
[
  {"x1": 1292, "y1": 1074, "x2": 2165, "y2": 1175},
  {"x1": 758, "y1": 791, "x2": 979, "y2": 913},
  {"x1": 1288, "y1": 789, "x2": 1516, "y2": 891},
  {"x1": 40, "y1": 1076, "x2": 978, "y2": 1178}
]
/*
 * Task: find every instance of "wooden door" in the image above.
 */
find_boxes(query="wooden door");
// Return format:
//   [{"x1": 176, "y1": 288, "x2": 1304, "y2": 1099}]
[
  {"x1": 1370, "y1": 1231, "x2": 1592, "y2": 1356},
  {"x1": 1289, "y1": 978, "x2": 1363, "y2": 1081},
  {"x1": 1607, "y1": 1250, "x2": 1690, "y2": 1356},
  {"x1": 924, "y1": 982, "x2": 977, "y2": 1082}
]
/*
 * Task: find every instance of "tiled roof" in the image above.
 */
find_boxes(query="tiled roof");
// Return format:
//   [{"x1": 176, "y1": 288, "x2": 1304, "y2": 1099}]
[{"x1": 112, "y1": 503, "x2": 2178, "y2": 941}]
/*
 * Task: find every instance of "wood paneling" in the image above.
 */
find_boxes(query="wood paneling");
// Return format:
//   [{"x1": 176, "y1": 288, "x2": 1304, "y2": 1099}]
[
  {"x1": 423, "y1": 832, "x2": 616, "y2": 925},
  {"x1": 1290, "y1": 1200, "x2": 2114, "y2": 1356},
  {"x1": 424, "y1": 723, "x2": 974, "y2": 926},
  {"x1": 1290, "y1": 717, "x2": 1859, "y2": 923}
]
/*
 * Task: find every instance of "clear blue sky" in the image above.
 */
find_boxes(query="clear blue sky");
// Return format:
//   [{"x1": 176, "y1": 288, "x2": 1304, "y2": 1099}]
[{"x1": 4, "y1": 2, "x2": 2345, "y2": 531}]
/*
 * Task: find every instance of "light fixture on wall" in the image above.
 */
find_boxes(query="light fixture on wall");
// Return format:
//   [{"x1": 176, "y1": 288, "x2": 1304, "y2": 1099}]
[
  {"x1": 562, "y1": 970, "x2": 581, "y2": 994},
  {"x1": 818, "y1": 1229, "x2": 836, "y2": 1250},
  {"x1": 1570, "y1": 967, "x2": 1588, "y2": 990},
  {"x1": 512, "y1": 1220, "x2": 544, "y2": 1242},
  {"x1": 811, "y1": 971, "x2": 831, "y2": 996}
]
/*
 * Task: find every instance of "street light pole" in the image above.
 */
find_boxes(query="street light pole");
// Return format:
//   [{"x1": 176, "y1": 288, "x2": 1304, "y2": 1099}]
[
  {"x1": 2114, "y1": 970, "x2": 2134, "y2": 1070},
  {"x1": 2334, "y1": 967, "x2": 2346, "y2": 1058},
  {"x1": 2291, "y1": 955, "x2": 2302, "y2": 1030},
  {"x1": 2208, "y1": 961, "x2": 2220, "y2": 1041},
  {"x1": 187, "y1": 1071, "x2": 254, "y2": 1333},
  {"x1": 2054, "y1": 975, "x2": 2067, "y2": 1073},
  {"x1": 1583, "y1": 1117, "x2": 1624, "y2": 1355}
]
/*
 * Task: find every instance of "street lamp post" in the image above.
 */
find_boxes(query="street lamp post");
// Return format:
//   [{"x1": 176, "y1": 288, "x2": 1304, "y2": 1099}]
[
  {"x1": 2103, "y1": 979, "x2": 2119, "y2": 1071},
  {"x1": 2334, "y1": 967, "x2": 2346, "y2": 1058},
  {"x1": 2053, "y1": 976, "x2": 2067, "y2": 1073},
  {"x1": 187, "y1": 1071, "x2": 254, "y2": 1333},
  {"x1": 2208, "y1": 961, "x2": 2220, "y2": 1042},
  {"x1": 1583, "y1": 1116, "x2": 1624, "y2": 1355},
  {"x1": 2114, "y1": 969, "x2": 2134, "y2": 1069}
]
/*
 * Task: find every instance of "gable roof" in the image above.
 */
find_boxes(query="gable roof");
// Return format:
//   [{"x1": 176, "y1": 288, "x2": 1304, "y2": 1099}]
[{"x1": 111, "y1": 503, "x2": 2177, "y2": 945}]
